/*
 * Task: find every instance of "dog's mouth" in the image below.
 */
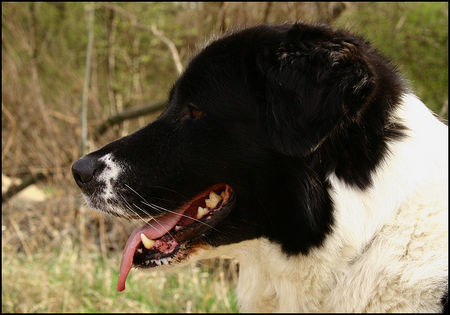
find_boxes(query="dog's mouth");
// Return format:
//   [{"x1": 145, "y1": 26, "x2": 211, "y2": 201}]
[{"x1": 117, "y1": 183, "x2": 234, "y2": 292}]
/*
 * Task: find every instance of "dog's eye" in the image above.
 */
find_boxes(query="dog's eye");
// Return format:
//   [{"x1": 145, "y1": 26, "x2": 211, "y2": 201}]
[{"x1": 187, "y1": 103, "x2": 203, "y2": 119}]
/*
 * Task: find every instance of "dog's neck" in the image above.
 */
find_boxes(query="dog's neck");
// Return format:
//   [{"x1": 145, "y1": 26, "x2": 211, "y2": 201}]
[{"x1": 203, "y1": 93, "x2": 447, "y2": 312}]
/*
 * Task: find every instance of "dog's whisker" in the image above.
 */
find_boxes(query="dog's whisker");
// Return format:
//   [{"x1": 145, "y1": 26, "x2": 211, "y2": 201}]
[
  {"x1": 147, "y1": 185, "x2": 188, "y2": 200},
  {"x1": 132, "y1": 202, "x2": 176, "y2": 242},
  {"x1": 118, "y1": 192, "x2": 155, "y2": 229},
  {"x1": 119, "y1": 192, "x2": 177, "y2": 243},
  {"x1": 118, "y1": 193, "x2": 148, "y2": 223},
  {"x1": 124, "y1": 184, "x2": 221, "y2": 233},
  {"x1": 140, "y1": 200, "x2": 221, "y2": 233}
]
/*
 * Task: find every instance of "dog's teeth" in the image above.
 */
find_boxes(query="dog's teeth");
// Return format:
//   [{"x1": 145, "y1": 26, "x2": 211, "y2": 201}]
[
  {"x1": 220, "y1": 191, "x2": 225, "y2": 198},
  {"x1": 155, "y1": 260, "x2": 161, "y2": 266},
  {"x1": 205, "y1": 191, "x2": 222, "y2": 208},
  {"x1": 140, "y1": 233, "x2": 155, "y2": 249},
  {"x1": 197, "y1": 206, "x2": 209, "y2": 219},
  {"x1": 137, "y1": 248, "x2": 143, "y2": 254},
  {"x1": 175, "y1": 225, "x2": 182, "y2": 231},
  {"x1": 146, "y1": 260, "x2": 150, "y2": 265}
]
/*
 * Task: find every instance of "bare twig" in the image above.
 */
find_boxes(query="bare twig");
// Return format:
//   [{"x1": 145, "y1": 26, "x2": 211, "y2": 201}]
[
  {"x1": 105, "y1": 6, "x2": 118, "y2": 115},
  {"x1": 395, "y1": 15, "x2": 406, "y2": 31},
  {"x1": 215, "y1": 2, "x2": 228, "y2": 33},
  {"x1": 81, "y1": 4, "x2": 95, "y2": 156},
  {"x1": 93, "y1": 99, "x2": 168, "y2": 140},
  {"x1": 2, "y1": 172, "x2": 47, "y2": 203},
  {"x1": 9, "y1": 217, "x2": 33, "y2": 259},
  {"x1": 102, "y1": 3, "x2": 183, "y2": 74},
  {"x1": 148, "y1": 24, "x2": 183, "y2": 75},
  {"x1": 48, "y1": 109, "x2": 79, "y2": 124},
  {"x1": 29, "y1": 3, "x2": 63, "y2": 167},
  {"x1": 262, "y1": 2, "x2": 273, "y2": 23},
  {"x1": 1, "y1": 103, "x2": 17, "y2": 161},
  {"x1": 439, "y1": 99, "x2": 448, "y2": 118}
]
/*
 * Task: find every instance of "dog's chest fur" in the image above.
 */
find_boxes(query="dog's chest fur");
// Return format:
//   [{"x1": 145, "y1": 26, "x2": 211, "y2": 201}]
[{"x1": 204, "y1": 94, "x2": 448, "y2": 312}]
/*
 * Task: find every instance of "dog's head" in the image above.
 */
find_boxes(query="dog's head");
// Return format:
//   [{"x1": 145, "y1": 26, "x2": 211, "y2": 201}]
[{"x1": 72, "y1": 23, "x2": 404, "y2": 291}]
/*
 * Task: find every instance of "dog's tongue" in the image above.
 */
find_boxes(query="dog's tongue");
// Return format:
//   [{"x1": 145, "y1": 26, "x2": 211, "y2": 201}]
[{"x1": 116, "y1": 209, "x2": 185, "y2": 292}]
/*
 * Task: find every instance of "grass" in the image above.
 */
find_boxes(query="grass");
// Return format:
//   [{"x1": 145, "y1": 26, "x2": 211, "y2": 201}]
[
  {"x1": 1, "y1": 196, "x2": 239, "y2": 313},
  {"x1": 2, "y1": 238, "x2": 238, "y2": 313}
]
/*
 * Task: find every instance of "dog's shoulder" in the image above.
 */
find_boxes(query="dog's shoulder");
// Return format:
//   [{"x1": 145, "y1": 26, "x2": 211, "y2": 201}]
[{"x1": 234, "y1": 94, "x2": 448, "y2": 312}]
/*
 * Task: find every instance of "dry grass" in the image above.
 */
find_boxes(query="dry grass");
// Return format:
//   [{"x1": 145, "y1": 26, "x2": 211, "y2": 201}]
[
  {"x1": 2, "y1": 245, "x2": 238, "y2": 313},
  {"x1": 2, "y1": 193, "x2": 239, "y2": 313}
]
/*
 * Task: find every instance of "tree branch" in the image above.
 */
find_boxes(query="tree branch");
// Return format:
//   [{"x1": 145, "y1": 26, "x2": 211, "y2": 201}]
[
  {"x1": 148, "y1": 24, "x2": 183, "y2": 75},
  {"x1": 2, "y1": 172, "x2": 47, "y2": 203},
  {"x1": 2, "y1": 98, "x2": 167, "y2": 203},
  {"x1": 81, "y1": 3, "x2": 95, "y2": 155},
  {"x1": 93, "y1": 99, "x2": 168, "y2": 140},
  {"x1": 102, "y1": 3, "x2": 183, "y2": 74}
]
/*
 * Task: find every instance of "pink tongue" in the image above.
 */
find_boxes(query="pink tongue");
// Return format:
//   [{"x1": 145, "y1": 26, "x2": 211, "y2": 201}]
[{"x1": 116, "y1": 208, "x2": 185, "y2": 292}]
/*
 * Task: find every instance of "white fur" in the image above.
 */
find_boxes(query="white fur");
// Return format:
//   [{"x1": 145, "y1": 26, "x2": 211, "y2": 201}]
[
  {"x1": 98, "y1": 153, "x2": 122, "y2": 200},
  {"x1": 191, "y1": 94, "x2": 448, "y2": 312},
  {"x1": 83, "y1": 153, "x2": 127, "y2": 216}
]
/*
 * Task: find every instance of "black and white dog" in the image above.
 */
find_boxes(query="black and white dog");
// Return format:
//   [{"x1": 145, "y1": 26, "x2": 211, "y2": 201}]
[{"x1": 72, "y1": 23, "x2": 448, "y2": 312}]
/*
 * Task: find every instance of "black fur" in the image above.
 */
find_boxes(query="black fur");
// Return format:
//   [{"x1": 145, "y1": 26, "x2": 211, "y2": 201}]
[
  {"x1": 73, "y1": 23, "x2": 406, "y2": 256},
  {"x1": 443, "y1": 291, "x2": 448, "y2": 313}
]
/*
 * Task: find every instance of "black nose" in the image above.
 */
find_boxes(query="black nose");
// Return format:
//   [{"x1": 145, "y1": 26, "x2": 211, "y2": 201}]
[{"x1": 72, "y1": 155, "x2": 100, "y2": 187}]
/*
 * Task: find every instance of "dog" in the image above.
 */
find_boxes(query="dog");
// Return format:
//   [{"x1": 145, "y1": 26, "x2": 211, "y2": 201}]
[{"x1": 72, "y1": 23, "x2": 448, "y2": 312}]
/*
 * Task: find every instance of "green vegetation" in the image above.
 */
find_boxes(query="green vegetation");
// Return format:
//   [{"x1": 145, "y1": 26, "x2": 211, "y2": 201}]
[
  {"x1": 335, "y1": 2, "x2": 448, "y2": 117},
  {"x1": 2, "y1": 240, "x2": 238, "y2": 313}
]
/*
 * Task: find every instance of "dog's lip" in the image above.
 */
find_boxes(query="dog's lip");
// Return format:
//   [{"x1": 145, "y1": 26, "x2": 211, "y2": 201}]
[{"x1": 116, "y1": 184, "x2": 233, "y2": 292}]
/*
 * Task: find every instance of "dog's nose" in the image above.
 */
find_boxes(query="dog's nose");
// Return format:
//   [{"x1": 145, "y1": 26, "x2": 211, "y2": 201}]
[{"x1": 72, "y1": 155, "x2": 99, "y2": 187}]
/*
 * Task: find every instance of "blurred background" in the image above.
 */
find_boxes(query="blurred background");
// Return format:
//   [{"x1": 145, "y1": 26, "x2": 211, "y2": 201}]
[{"x1": 2, "y1": 2, "x2": 448, "y2": 312}]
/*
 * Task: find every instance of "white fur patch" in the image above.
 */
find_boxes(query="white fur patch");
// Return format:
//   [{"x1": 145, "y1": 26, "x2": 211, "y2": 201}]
[
  {"x1": 185, "y1": 94, "x2": 448, "y2": 312},
  {"x1": 80, "y1": 153, "x2": 130, "y2": 217},
  {"x1": 98, "y1": 153, "x2": 122, "y2": 201}
]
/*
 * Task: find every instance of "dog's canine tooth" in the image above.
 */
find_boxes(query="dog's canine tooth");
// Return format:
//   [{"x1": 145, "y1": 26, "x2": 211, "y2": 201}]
[
  {"x1": 175, "y1": 225, "x2": 182, "y2": 231},
  {"x1": 205, "y1": 191, "x2": 222, "y2": 209},
  {"x1": 197, "y1": 206, "x2": 209, "y2": 219},
  {"x1": 140, "y1": 233, "x2": 155, "y2": 249},
  {"x1": 137, "y1": 248, "x2": 143, "y2": 254}
]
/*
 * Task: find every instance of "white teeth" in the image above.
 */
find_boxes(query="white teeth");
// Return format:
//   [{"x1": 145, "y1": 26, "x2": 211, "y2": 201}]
[
  {"x1": 137, "y1": 248, "x2": 143, "y2": 254},
  {"x1": 205, "y1": 191, "x2": 222, "y2": 208},
  {"x1": 146, "y1": 260, "x2": 150, "y2": 265},
  {"x1": 155, "y1": 260, "x2": 161, "y2": 266},
  {"x1": 220, "y1": 191, "x2": 226, "y2": 199},
  {"x1": 140, "y1": 233, "x2": 155, "y2": 249},
  {"x1": 175, "y1": 225, "x2": 182, "y2": 231},
  {"x1": 197, "y1": 206, "x2": 209, "y2": 219}
]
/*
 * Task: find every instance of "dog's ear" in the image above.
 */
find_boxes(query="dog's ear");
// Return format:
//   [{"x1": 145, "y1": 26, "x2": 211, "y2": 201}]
[{"x1": 256, "y1": 24, "x2": 376, "y2": 156}]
